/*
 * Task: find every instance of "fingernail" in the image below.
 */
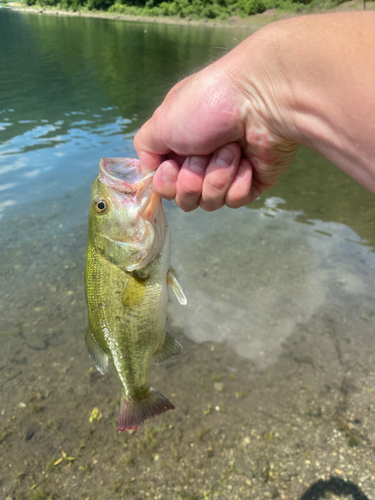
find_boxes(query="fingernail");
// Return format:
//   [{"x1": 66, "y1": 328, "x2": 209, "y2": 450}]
[
  {"x1": 187, "y1": 156, "x2": 207, "y2": 174},
  {"x1": 215, "y1": 148, "x2": 234, "y2": 168},
  {"x1": 160, "y1": 163, "x2": 175, "y2": 183}
]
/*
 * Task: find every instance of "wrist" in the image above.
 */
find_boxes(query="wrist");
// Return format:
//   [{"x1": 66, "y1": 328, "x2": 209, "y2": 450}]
[
  {"x1": 232, "y1": 13, "x2": 375, "y2": 194},
  {"x1": 220, "y1": 24, "x2": 300, "y2": 181}
]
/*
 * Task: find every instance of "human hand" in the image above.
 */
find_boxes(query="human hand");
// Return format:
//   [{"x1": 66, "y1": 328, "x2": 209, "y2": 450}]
[
  {"x1": 134, "y1": 26, "x2": 299, "y2": 211},
  {"x1": 135, "y1": 13, "x2": 375, "y2": 210}
]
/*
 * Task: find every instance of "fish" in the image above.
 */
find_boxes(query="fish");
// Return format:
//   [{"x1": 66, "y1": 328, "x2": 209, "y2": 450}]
[{"x1": 84, "y1": 157, "x2": 187, "y2": 432}]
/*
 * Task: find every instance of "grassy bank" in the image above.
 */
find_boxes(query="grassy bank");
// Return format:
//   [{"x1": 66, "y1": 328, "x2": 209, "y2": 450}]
[{"x1": 7, "y1": 0, "x2": 374, "y2": 26}]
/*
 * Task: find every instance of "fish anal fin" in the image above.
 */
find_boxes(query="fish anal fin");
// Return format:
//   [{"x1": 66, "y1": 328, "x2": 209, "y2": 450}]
[
  {"x1": 118, "y1": 388, "x2": 174, "y2": 432},
  {"x1": 168, "y1": 266, "x2": 187, "y2": 305},
  {"x1": 152, "y1": 331, "x2": 183, "y2": 365},
  {"x1": 85, "y1": 324, "x2": 109, "y2": 375}
]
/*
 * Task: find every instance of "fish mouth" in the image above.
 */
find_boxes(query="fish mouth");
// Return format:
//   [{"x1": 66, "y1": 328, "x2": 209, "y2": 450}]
[
  {"x1": 99, "y1": 157, "x2": 152, "y2": 194},
  {"x1": 99, "y1": 157, "x2": 161, "y2": 219},
  {"x1": 98, "y1": 157, "x2": 166, "y2": 270}
]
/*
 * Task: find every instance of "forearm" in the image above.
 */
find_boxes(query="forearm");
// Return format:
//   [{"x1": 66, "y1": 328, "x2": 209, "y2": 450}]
[{"x1": 234, "y1": 12, "x2": 375, "y2": 192}]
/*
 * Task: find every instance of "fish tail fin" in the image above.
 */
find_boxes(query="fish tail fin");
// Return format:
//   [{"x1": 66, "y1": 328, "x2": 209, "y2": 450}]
[{"x1": 118, "y1": 388, "x2": 174, "y2": 432}]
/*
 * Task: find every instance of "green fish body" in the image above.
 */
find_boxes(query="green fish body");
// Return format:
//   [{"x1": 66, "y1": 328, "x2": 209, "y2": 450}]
[{"x1": 84, "y1": 158, "x2": 186, "y2": 431}]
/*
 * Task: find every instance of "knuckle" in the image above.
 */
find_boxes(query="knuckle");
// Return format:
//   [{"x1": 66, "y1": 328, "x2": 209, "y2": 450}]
[
  {"x1": 178, "y1": 177, "x2": 202, "y2": 198},
  {"x1": 205, "y1": 173, "x2": 228, "y2": 193}
]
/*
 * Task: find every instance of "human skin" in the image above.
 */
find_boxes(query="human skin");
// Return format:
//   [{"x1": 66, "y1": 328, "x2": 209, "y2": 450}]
[{"x1": 134, "y1": 12, "x2": 375, "y2": 212}]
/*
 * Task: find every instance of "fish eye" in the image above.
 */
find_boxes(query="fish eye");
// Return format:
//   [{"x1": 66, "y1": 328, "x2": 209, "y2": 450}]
[{"x1": 95, "y1": 199, "x2": 107, "y2": 213}]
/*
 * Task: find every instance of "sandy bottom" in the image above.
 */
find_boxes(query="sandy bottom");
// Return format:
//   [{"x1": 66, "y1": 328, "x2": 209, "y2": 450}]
[{"x1": 1, "y1": 192, "x2": 375, "y2": 500}]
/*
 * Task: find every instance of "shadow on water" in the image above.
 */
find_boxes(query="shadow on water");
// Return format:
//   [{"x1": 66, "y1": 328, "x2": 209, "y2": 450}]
[
  {"x1": 299, "y1": 477, "x2": 370, "y2": 500},
  {"x1": 249, "y1": 146, "x2": 375, "y2": 251}
]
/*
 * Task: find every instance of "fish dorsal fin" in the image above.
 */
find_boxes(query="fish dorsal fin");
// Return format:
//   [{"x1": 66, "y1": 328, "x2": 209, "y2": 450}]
[
  {"x1": 168, "y1": 266, "x2": 187, "y2": 305},
  {"x1": 85, "y1": 324, "x2": 109, "y2": 375},
  {"x1": 152, "y1": 331, "x2": 183, "y2": 365}
]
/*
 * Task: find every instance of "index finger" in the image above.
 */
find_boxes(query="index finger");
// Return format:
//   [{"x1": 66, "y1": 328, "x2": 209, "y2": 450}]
[{"x1": 134, "y1": 116, "x2": 171, "y2": 175}]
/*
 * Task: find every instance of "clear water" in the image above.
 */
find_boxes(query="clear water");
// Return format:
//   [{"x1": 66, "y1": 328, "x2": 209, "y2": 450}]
[{"x1": 1, "y1": 8, "x2": 375, "y2": 500}]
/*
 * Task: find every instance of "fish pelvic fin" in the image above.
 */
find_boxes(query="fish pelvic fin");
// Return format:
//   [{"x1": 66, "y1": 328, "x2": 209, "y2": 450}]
[
  {"x1": 168, "y1": 266, "x2": 187, "y2": 305},
  {"x1": 118, "y1": 388, "x2": 174, "y2": 432},
  {"x1": 85, "y1": 324, "x2": 109, "y2": 375},
  {"x1": 152, "y1": 331, "x2": 183, "y2": 365}
]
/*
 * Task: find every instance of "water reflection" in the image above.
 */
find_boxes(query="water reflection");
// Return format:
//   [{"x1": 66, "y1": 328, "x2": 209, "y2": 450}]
[
  {"x1": 167, "y1": 197, "x2": 375, "y2": 367},
  {"x1": 252, "y1": 145, "x2": 375, "y2": 250},
  {"x1": 0, "y1": 115, "x2": 135, "y2": 215},
  {"x1": 0, "y1": 8, "x2": 251, "y2": 218}
]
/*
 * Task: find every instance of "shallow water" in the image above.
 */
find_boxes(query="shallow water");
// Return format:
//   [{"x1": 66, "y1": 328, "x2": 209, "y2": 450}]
[{"x1": 1, "y1": 7, "x2": 375, "y2": 500}]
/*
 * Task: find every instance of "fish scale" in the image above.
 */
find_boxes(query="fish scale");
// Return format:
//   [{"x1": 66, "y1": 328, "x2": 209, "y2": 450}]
[{"x1": 84, "y1": 158, "x2": 187, "y2": 431}]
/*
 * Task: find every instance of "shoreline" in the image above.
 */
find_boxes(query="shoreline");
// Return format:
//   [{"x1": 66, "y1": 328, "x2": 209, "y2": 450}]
[
  {"x1": 6, "y1": 4, "x2": 292, "y2": 29},
  {"x1": 5, "y1": 0, "x2": 374, "y2": 30}
]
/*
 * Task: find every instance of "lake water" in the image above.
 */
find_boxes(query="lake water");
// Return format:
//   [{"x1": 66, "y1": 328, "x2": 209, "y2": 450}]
[{"x1": 1, "y1": 7, "x2": 375, "y2": 500}]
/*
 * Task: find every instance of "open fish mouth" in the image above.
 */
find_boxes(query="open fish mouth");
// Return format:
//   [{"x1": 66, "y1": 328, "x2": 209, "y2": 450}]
[
  {"x1": 97, "y1": 157, "x2": 166, "y2": 271},
  {"x1": 99, "y1": 157, "x2": 155, "y2": 195}
]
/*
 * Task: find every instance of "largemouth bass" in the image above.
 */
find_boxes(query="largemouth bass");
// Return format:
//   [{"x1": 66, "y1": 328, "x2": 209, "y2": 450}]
[{"x1": 84, "y1": 158, "x2": 186, "y2": 431}]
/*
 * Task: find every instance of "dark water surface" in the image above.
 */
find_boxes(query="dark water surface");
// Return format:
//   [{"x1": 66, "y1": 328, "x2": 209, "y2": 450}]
[{"x1": 1, "y1": 8, "x2": 375, "y2": 500}]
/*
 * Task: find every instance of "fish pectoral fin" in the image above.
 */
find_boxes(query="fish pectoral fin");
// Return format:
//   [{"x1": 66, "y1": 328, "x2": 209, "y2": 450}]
[
  {"x1": 152, "y1": 331, "x2": 183, "y2": 365},
  {"x1": 85, "y1": 324, "x2": 109, "y2": 375},
  {"x1": 118, "y1": 388, "x2": 174, "y2": 432},
  {"x1": 168, "y1": 266, "x2": 187, "y2": 305}
]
